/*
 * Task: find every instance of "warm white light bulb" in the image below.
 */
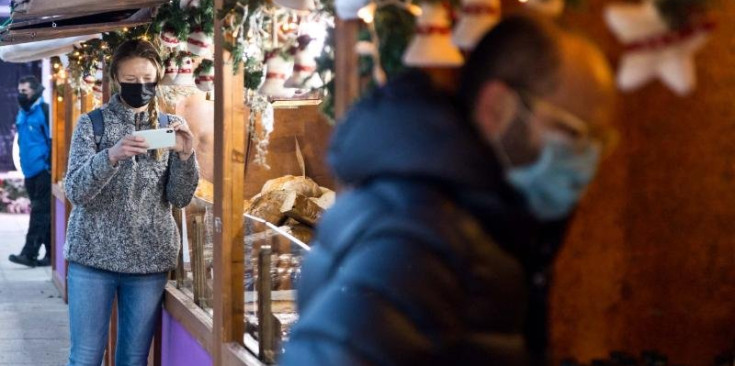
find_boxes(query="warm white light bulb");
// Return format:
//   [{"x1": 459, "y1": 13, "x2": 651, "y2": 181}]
[
  {"x1": 407, "y1": 3, "x2": 422, "y2": 16},
  {"x1": 358, "y1": 2, "x2": 377, "y2": 24}
]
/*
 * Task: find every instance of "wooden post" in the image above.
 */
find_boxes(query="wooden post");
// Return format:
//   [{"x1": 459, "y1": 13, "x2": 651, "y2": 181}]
[
  {"x1": 213, "y1": 0, "x2": 247, "y2": 363},
  {"x1": 102, "y1": 58, "x2": 111, "y2": 103},
  {"x1": 50, "y1": 86, "x2": 61, "y2": 275},
  {"x1": 256, "y1": 245, "x2": 274, "y2": 364},
  {"x1": 334, "y1": 19, "x2": 360, "y2": 120},
  {"x1": 193, "y1": 215, "x2": 209, "y2": 308},
  {"x1": 61, "y1": 82, "x2": 80, "y2": 304}
]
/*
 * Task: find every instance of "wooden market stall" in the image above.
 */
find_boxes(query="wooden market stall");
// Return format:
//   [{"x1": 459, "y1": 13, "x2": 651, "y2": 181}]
[{"x1": 7, "y1": 0, "x2": 344, "y2": 362}]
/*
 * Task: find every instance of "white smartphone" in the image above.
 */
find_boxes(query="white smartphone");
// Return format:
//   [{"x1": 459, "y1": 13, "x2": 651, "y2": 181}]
[{"x1": 132, "y1": 128, "x2": 176, "y2": 150}]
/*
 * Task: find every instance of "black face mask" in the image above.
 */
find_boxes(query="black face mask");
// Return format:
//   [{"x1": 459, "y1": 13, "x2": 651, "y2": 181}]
[
  {"x1": 119, "y1": 82, "x2": 157, "y2": 108},
  {"x1": 17, "y1": 92, "x2": 40, "y2": 111}
]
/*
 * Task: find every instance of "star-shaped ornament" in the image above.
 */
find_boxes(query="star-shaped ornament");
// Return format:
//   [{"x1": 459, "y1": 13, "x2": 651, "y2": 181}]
[{"x1": 604, "y1": 1, "x2": 714, "y2": 96}]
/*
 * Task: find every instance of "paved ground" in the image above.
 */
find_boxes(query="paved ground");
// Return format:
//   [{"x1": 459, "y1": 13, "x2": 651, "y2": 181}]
[{"x1": 0, "y1": 213, "x2": 69, "y2": 366}]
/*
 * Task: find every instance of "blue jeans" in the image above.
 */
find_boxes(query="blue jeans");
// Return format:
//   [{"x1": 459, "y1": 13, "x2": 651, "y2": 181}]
[{"x1": 67, "y1": 262, "x2": 168, "y2": 366}]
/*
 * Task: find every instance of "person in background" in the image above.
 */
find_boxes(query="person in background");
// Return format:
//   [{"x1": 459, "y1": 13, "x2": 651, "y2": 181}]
[
  {"x1": 63, "y1": 40, "x2": 198, "y2": 366},
  {"x1": 281, "y1": 14, "x2": 616, "y2": 365},
  {"x1": 8, "y1": 75, "x2": 52, "y2": 267}
]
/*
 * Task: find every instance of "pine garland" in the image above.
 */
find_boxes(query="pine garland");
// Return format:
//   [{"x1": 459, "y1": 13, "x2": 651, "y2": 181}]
[
  {"x1": 195, "y1": 58, "x2": 215, "y2": 75},
  {"x1": 152, "y1": 0, "x2": 192, "y2": 41},
  {"x1": 187, "y1": 0, "x2": 216, "y2": 35}
]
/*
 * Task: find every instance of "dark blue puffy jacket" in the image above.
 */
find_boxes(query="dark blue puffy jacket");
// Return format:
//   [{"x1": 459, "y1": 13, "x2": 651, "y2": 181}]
[
  {"x1": 16, "y1": 98, "x2": 50, "y2": 178},
  {"x1": 280, "y1": 71, "x2": 569, "y2": 366}
]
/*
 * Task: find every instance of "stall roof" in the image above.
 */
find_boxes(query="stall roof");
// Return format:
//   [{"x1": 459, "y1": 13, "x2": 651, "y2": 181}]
[{"x1": 0, "y1": 0, "x2": 167, "y2": 45}]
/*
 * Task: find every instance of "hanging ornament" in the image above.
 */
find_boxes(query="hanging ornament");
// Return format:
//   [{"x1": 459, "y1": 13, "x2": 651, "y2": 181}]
[
  {"x1": 336, "y1": 0, "x2": 369, "y2": 20},
  {"x1": 403, "y1": 3, "x2": 464, "y2": 67},
  {"x1": 159, "y1": 28, "x2": 181, "y2": 49},
  {"x1": 195, "y1": 59, "x2": 215, "y2": 92},
  {"x1": 453, "y1": 0, "x2": 501, "y2": 50},
  {"x1": 162, "y1": 55, "x2": 179, "y2": 85},
  {"x1": 187, "y1": 28, "x2": 214, "y2": 59},
  {"x1": 604, "y1": 1, "x2": 714, "y2": 96},
  {"x1": 259, "y1": 51, "x2": 296, "y2": 99},
  {"x1": 173, "y1": 53, "x2": 196, "y2": 86},
  {"x1": 285, "y1": 35, "x2": 323, "y2": 90},
  {"x1": 82, "y1": 73, "x2": 96, "y2": 90},
  {"x1": 522, "y1": 0, "x2": 564, "y2": 18}
]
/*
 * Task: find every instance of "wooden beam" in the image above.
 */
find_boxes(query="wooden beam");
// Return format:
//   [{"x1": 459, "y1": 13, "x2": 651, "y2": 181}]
[
  {"x1": 213, "y1": 0, "x2": 247, "y2": 364},
  {"x1": 13, "y1": 0, "x2": 166, "y2": 20},
  {"x1": 0, "y1": 18, "x2": 151, "y2": 45},
  {"x1": 334, "y1": 19, "x2": 360, "y2": 120}
]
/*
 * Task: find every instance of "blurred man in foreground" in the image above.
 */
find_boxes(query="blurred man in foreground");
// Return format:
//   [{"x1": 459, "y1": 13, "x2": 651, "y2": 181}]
[{"x1": 282, "y1": 14, "x2": 615, "y2": 365}]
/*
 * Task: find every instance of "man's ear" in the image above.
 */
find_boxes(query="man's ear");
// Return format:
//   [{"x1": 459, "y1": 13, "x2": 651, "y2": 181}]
[{"x1": 473, "y1": 81, "x2": 520, "y2": 142}]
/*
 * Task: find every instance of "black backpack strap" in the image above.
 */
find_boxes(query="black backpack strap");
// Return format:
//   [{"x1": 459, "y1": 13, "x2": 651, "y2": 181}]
[
  {"x1": 158, "y1": 113, "x2": 170, "y2": 128},
  {"x1": 88, "y1": 108, "x2": 104, "y2": 152}
]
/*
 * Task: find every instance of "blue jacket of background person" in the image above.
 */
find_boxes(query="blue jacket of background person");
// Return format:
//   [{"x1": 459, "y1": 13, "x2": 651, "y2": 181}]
[
  {"x1": 16, "y1": 97, "x2": 50, "y2": 178},
  {"x1": 280, "y1": 71, "x2": 571, "y2": 365}
]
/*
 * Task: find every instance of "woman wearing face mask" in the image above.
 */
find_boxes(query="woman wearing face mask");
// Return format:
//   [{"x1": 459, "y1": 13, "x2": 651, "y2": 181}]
[{"x1": 63, "y1": 40, "x2": 198, "y2": 366}]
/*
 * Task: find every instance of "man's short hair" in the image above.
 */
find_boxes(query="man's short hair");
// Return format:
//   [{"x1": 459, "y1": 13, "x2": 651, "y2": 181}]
[
  {"x1": 458, "y1": 15, "x2": 562, "y2": 113},
  {"x1": 18, "y1": 75, "x2": 42, "y2": 92}
]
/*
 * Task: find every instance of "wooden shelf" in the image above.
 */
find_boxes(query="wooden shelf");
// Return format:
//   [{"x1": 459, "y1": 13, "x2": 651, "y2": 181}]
[{"x1": 271, "y1": 98, "x2": 323, "y2": 109}]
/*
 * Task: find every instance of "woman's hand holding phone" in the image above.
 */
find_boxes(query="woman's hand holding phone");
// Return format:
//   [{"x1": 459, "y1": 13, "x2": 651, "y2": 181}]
[
  {"x1": 108, "y1": 135, "x2": 149, "y2": 166},
  {"x1": 171, "y1": 120, "x2": 195, "y2": 160}
]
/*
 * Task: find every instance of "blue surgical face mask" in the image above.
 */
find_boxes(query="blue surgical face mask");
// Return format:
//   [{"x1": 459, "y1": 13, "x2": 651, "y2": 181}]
[{"x1": 504, "y1": 134, "x2": 601, "y2": 221}]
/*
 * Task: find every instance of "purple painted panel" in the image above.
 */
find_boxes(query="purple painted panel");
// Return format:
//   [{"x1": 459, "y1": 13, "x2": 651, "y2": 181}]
[
  {"x1": 54, "y1": 197, "x2": 66, "y2": 280},
  {"x1": 161, "y1": 309, "x2": 212, "y2": 366}
]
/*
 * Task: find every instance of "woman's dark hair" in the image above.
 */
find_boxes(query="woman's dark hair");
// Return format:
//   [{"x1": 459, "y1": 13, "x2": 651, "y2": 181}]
[
  {"x1": 110, "y1": 39, "x2": 165, "y2": 159},
  {"x1": 458, "y1": 15, "x2": 562, "y2": 116}
]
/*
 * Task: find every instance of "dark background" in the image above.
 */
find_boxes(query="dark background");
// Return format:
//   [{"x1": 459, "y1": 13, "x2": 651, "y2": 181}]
[{"x1": 0, "y1": 55, "x2": 42, "y2": 172}]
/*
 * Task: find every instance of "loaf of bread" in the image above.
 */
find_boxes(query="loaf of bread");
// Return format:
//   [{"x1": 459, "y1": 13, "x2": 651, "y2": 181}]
[
  {"x1": 261, "y1": 175, "x2": 321, "y2": 198},
  {"x1": 245, "y1": 190, "x2": 292, "y2": 225},
  {"x1": 309, "y1": 189, "x2": 335, "y2": 210},
  {"x1": 280, "y1": 191, "x2": 324, "y2": 227}
]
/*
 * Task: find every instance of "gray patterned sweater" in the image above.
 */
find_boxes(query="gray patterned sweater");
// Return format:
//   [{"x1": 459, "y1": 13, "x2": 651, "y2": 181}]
[{"x1": 64, "y1": 95, "x2": 199, "y2": 274}]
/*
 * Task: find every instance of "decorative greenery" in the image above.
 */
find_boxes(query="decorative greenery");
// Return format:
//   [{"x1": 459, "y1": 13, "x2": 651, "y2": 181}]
[
  {"x1": 187, "y1": 0, "x2": 216, "y2": 35},
  {"x1": 217, "y1": 0, "x2": 267, "y2": 70},
  {"x1": 195, "y1": 58, "x2": 215, "y2": 75},
  {"x1": 244, "y1": 57, "x2": 265, "y2": 90},
  {"x1": 315, "y1": 26, "x2": 334, "y2": 119},
  {"x1": 152, "y1": 0, "x2": 192, "y2": 41},
  {"x1": 371, "y1": 5, "x2": 414, "y2": 79}
]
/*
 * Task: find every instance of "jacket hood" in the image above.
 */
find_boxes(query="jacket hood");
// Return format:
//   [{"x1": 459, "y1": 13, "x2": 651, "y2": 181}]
[
  {"x1": 328, "y1": 71, "x2": 572, "y2": 270},
  {"x1": 329, "y1": 71, "x2": 505, "y2": 191}
]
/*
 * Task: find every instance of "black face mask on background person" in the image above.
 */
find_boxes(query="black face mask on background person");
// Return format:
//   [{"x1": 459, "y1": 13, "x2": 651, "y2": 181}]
[
  {"x1": 119, "y1": 82, "x2": 157, "y2": 108},
  {"x1": 17, "y1": 90, "x2": 42, "y2": 111}
]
